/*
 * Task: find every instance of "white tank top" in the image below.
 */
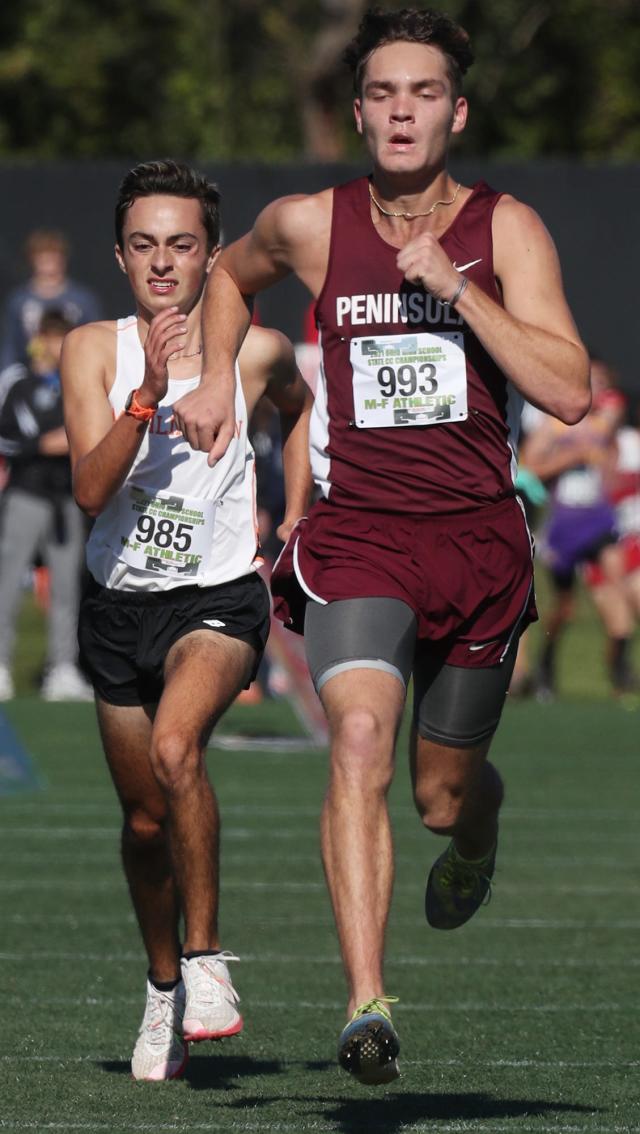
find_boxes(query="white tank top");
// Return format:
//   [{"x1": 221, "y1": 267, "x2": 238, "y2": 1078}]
[{"x1": 86, "y1": 316, "x2": 260, "y2": 591}]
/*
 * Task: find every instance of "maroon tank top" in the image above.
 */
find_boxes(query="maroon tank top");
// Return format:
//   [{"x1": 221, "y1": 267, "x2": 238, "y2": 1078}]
[{"x1": 312, "y1": 177, "x2": 522, "y2": 513}]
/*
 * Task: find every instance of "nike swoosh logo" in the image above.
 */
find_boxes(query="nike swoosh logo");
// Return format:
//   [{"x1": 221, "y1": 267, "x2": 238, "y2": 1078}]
[
  {"x1": 468, "y1": 639, "x2": 498, "y2": 652},
  {"x1": 203, "y1": 619, "x2": 226, "y2": 628},
  {"x1": 453, "y1": 258, "x2": 482, "y2": 273}
]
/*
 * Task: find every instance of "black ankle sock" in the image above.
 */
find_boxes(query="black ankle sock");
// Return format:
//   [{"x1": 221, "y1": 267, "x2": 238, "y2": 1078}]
[
  {"x1": 610, "y1": 636, "x2": 633, "y2": 687},
  {"x1": 149, "y1": 973, "x2": 181, "y2": 992},
  {"x1": 182, "y1": 949, "x2": 221, "y2": 961},
  {"x1": 539, "y1": 639, "x2": 557, "y2": 683}
]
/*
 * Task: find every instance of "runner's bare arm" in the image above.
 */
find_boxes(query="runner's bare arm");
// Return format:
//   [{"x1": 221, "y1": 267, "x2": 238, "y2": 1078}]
[
  {"x1": 396, "y1": 197, "x2": 590, "y2": 424},
  {"x1": 173, "y1": 193, "x2": 329, "y2": 467},
  {"x1": 520, "y1": 401, "x2": 618, "y2": 483},
  {"x1": 38, "y1": 427, "x2": 69, "y2": 456},
  {"x1": 518, "y1": 422, "x2": 592, "y2": 482},
  {"x1": 62, "y1": 309, "x2": 187, "y2": 516},
  {"x1": 240, "y1": 326, "x2": 314, "y2": 542}
]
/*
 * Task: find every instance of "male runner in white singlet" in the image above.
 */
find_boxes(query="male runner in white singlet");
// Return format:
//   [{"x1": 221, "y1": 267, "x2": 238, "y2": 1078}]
[
  {"x1": 61, "y1": 160, "x2": 312, "y2": 1081},
  {"x1": 173, "y1": 10, "x2": 591, "y2": 1084}
]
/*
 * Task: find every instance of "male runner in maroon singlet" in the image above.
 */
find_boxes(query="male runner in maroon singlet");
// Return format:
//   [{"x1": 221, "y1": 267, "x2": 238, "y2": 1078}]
[{"x1": 173, "y1": 8, "x2": 590, "y2": 1085}]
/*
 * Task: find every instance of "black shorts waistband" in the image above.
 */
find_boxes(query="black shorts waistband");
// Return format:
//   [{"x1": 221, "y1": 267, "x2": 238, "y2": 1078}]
[{"x1": 84, "y1": 573, "x2": 259, "y2": 607}]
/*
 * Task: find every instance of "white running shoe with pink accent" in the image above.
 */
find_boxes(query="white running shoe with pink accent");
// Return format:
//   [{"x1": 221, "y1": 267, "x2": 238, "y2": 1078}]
[
  {"x1": 0, "y1": 665, "x2": 15, "y2": 701},
  {"x1": 41, "y1": 664, "x2": 93, "y2": 702},
  {"x1": 131, "y1": 979, "x2": 187, "y2": 1081},
  {"x1": 181, "y1": 952, "x2": 243, "y2": 1042}
]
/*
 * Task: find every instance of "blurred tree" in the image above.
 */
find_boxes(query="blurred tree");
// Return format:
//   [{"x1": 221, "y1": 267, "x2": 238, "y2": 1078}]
[
  {"x1": 454, "y1": 0, "x2": 640, "y2": 159},
  {"x1": 0, "y1": 0, "x2": 637, "y2": 159}
]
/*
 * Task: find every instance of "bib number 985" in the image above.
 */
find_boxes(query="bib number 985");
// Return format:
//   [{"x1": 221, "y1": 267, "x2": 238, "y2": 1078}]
[{"x1": 136, "y1": 515, "x2": 193, "y2": 551}]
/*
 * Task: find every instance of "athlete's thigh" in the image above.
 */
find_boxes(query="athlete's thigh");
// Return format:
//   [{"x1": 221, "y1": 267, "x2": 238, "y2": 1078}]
[
  {"x1": 589, "y1": 580, "x2": 633, "y2": 638},
  {"x1": 412, "y1": 633, "x2": 519, "y2": 750},
  {"x1": 156, "y1": 629, "x2": 257, "y2": 746},
  {"x1": 304, "y1": 596, "x2": 417, "y2": 695},
  {"x1": 304, "y1": 597, "x2": 416, "y2": 763},
  {"x1": 96, "y1": 697, "x2": 166, "y2": 822},
  {"x1": 625, "y1": 569, "x2": 640, "y2": 616}
]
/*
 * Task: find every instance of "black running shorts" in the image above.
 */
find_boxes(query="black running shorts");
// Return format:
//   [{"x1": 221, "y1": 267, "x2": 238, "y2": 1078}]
[{"x1": 79, "y1": 573, "x2": 270, "y2": 706}]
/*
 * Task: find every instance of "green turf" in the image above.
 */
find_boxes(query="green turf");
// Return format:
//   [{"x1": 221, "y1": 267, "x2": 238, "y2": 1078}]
[
  {"x1": 2, "y1": 569, "x2": 640, "y2": 1130},
  {"x1": 1, "y1": 691, "x2": 639, "y2": 1133}
]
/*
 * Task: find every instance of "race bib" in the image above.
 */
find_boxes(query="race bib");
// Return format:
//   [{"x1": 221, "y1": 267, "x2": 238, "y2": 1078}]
[
  {"x1": 114, "y1": 486, "x2": 215, "y2": 578},
  {"x1": 555, "y1": 468, "x2": 602, "y2": 508},
  {"x1": 616, "y1": 495, "x2": 640, "y2": 537},
  {"x1": 350, "y1": 331, "x2": 467, "y2": 429}
]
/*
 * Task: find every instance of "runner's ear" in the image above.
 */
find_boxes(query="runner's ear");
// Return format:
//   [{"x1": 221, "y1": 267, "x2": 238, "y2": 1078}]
[{"x1": 206, "y1": 245, "x2": 222, "y2": 275}]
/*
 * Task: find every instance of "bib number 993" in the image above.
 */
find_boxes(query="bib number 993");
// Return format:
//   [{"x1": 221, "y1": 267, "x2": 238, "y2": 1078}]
[{"x1": 376, "y1": 362, "x2": 438, "y2": 398}]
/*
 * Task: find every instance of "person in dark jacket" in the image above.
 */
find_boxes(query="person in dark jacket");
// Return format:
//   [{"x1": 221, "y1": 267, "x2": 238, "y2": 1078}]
[{"x1": 0, "y1": 310, "x2": 92, "y2": 700}]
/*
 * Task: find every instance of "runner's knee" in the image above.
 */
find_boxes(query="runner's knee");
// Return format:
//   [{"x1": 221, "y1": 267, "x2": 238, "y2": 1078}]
[
  {"x1": 414, "y1": 773, "x2": 467, "y2": 834},
  {"x1": 414, "y1": 758, "x2": 503, "y2": 833},
  {"x1": 329, "y1": 706, "x2": 395, "y2": 787},
  {"x1": 123, "y1": 808, "x2": 166, "y2": 846},
  {"x1": 150, "y1": 728, "x2": 202, "y2": 793}
]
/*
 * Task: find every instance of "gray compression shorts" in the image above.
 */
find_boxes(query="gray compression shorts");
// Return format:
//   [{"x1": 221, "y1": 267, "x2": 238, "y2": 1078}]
[{"x1": 304, "y1": 597, "x2": 519, "y2": 748}]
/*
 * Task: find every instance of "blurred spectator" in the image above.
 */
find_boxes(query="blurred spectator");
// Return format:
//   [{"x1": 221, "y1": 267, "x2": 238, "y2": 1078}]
[
  {"x1": 510, "y1": 402, "x2": 548, "y2": 697},
  {"x1": 236, "y1": 397, "x2": 289, "y2": 704},
  {"x1": 302, "y1": 300, "x2": 319, "y2": 346},
  {"x1": 582, "y1": 405, "x2": 640, "y2": 692},
  {"x1": 251, "y1": 395, "x2": 286, "y2": 562},
  {"x1": 0, "y1": 229, "x2": 102, "y2": 373},
  {"x1": 519, "y1": 357, "x2": 631, "y2": 699},
  {"x1": 295, "y1": 300, "x2": 321, "y2": 395},
  {"x1": 0, "y1": 311, "x2": 92, "y2": 701}
]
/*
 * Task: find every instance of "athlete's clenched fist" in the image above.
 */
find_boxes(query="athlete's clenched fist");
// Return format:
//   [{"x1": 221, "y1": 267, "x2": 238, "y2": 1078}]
[{"x1": 396, "y1": 233, "x2": 460, "y2": 304}]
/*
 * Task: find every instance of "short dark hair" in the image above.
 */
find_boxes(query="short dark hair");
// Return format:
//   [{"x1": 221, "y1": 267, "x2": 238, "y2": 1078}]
[
  {"x1": 344, "y1": 7, "x2": 474, "y2": 100},
  {"x1": 115, "y1": 159, "x2": 221, "y2": 251},
  {"x1": 38, "y1": 310, "x2": 74, "y2": 338},
  {"x1": 26, "y1": 229, "x2": 69, "y2": 259}
]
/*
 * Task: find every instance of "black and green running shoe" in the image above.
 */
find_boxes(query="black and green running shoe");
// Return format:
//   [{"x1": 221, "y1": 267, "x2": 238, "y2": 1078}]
[
  {"x1": 425, "y1": 839, "x2": 496, "y2": 929},
  {"x1": 337, "y1": 997, "x2": 400, "y2": 1085}
]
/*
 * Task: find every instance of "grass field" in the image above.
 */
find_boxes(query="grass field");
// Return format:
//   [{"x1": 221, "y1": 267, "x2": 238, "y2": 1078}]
[{"x1": 1, "y1": 583, "x2": 640, "y2": 1134}]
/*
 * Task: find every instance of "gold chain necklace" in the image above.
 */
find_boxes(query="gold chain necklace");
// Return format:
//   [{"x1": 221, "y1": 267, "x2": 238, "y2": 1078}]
[
  {"x1": 171, "y1": 344, "x2": 202, "y2": 359},
  {"x1": 369, "y1": 180, "x2": 461, "y2": 219}
]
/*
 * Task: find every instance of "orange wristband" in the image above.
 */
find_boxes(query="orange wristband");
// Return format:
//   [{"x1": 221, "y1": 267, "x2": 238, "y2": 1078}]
[{"x1": 124, "y1": 388, "x2": 157, "y2": 423}]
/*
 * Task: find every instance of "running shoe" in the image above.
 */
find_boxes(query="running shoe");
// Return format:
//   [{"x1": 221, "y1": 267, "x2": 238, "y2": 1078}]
[
  {"x1": 131, "y1": 978, "x2": 187, "y2": 1081},
  {"x1": 425, "y1": 839, "x2": 496, "y2": 929},
  {"x1": 41, "y1": 664, "x2": 94, "y2": 702},
  {"x1": 338, "y1": 997, "x2": 400, "y2": 1085},
  {"x1": 181, "y1": 951, "x2": 243, "y2": 1042},
  {"x1": 0, "y1": 664, "x2": 14, "y2": 701}
]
